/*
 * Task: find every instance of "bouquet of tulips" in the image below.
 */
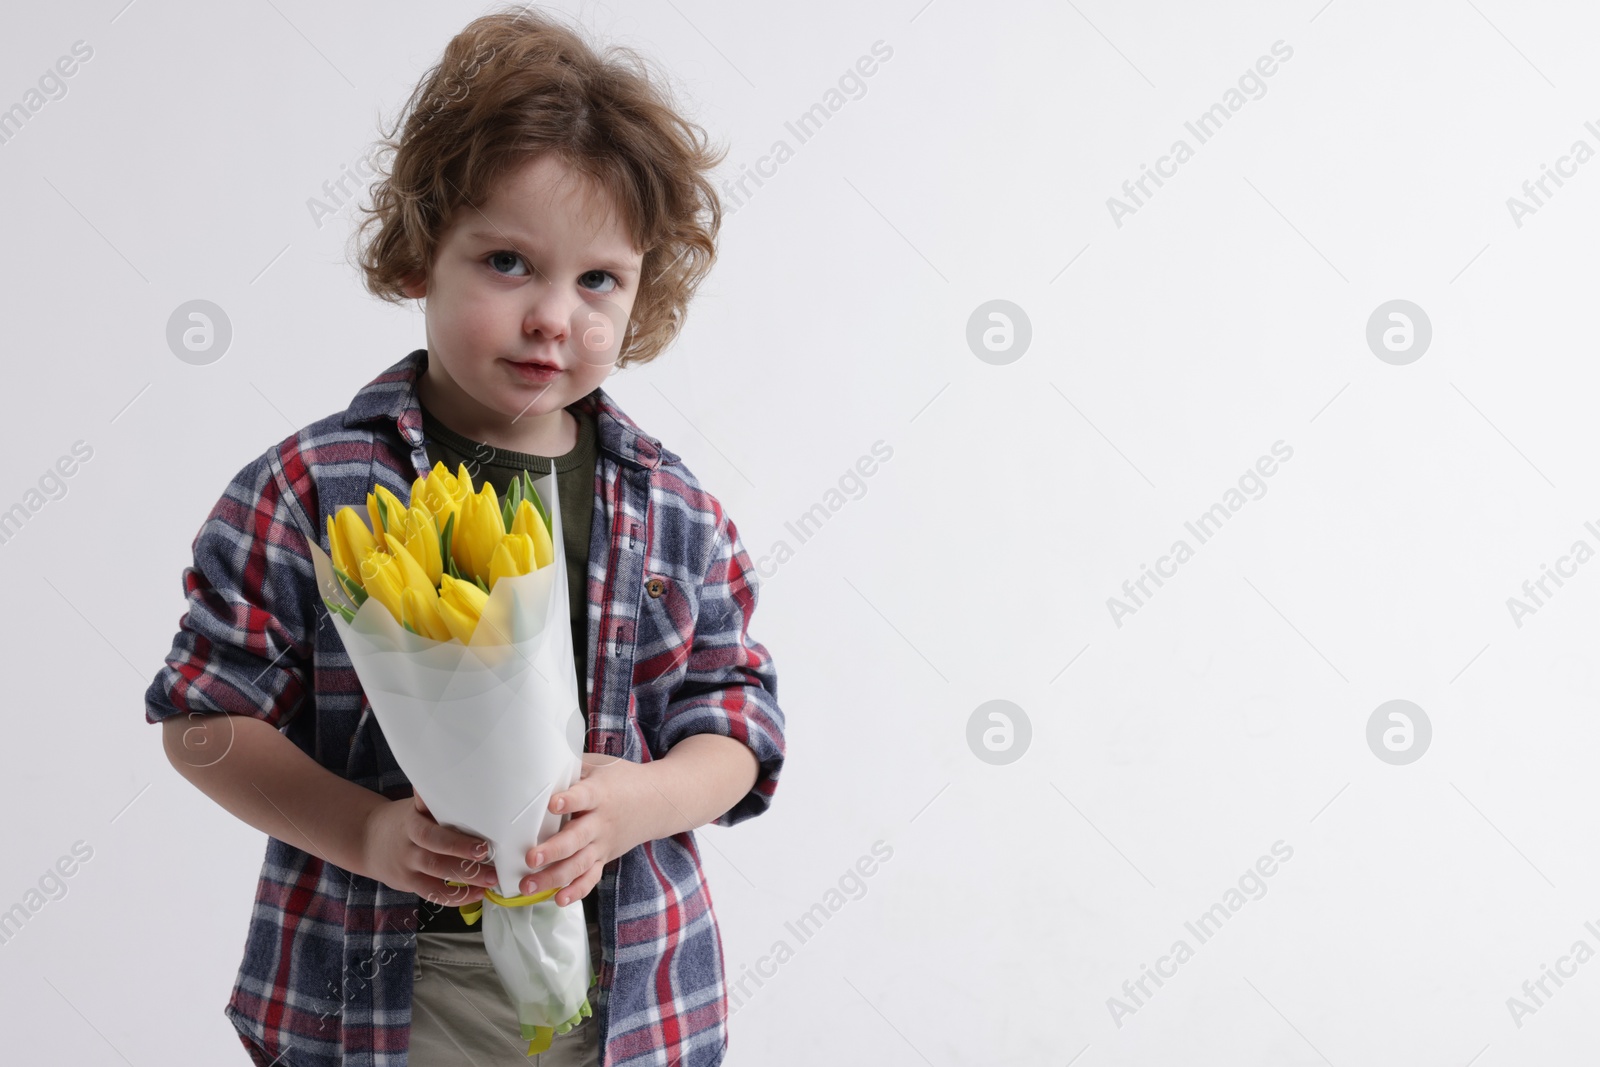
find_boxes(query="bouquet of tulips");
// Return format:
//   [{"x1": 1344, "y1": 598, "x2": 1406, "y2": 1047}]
[
  {"x1": 306, "y1": 460, "x2": 595, "y2": 1055},
  {"x1": 320, "y1": 460, "x2": 556, "y2": 640}
]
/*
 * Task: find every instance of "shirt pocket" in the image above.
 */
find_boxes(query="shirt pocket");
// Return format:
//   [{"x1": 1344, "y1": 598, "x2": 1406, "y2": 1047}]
[{"x1": 633, "y1": 572, "x2": 695, "y2": 691}]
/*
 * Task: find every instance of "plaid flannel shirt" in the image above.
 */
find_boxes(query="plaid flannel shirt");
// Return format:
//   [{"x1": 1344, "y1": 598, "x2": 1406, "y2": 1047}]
[{"x1": 144, "y1": 349, "x2": 786, "y2": 1067}]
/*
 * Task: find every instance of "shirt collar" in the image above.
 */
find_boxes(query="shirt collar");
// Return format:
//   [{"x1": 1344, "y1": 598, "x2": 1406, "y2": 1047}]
[{"x1": 342, "y1": 348, "x2": 672, "y2": 471}]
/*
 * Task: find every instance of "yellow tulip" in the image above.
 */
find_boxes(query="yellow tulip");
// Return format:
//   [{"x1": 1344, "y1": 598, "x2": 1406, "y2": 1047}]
[
  {"x1": 332, "y1": 511, "x2": 376, "y2": 585},
  {"x1": 357, "y1": 548, "x2": 406, "y2": 625},
  {"x1": 414, "y1": 461, "x2": 468, "y2": 532},
  {"x1": 386, "y1": 535, "x2": 435, "y2": 600},
  {"x1": 438, "y1": 573, "x2": 489, "y2": 643},
  {"x1": 365, "y1": 484, "x2": 407, "y2": 550},
  {"x1": 326, "y1": 514, "x2": 349, "y2": 576},
  {"x1": 401, "y1": 585, "x2": 452, "y2": 641},
  {"x1": 489, "y1": 533, "x2": 536, "y2": 590},
  {"x1": 509, "y1": 499, "x2": 554, "y2": 570},
  {"x1": 421, "y1": 495, "x2": 458, "y2": 542},
  {"x1": 454, "y1": 483, "x2": 506, "y2": 583},
  {"x1": 397, "y1": 506, "x2": 443, "y2": 586},
  {"x1": 327, "y1": 507, "x2": 377, "y2": 582}
]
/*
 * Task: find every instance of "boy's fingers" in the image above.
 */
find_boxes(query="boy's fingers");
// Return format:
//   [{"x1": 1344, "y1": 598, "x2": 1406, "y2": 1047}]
[
  {"x1": 524, "y1": 834, "x2": 561, "y2": 870},
  {"x1": 523, "y1": 846, "x2": 601, "y2": 897},
  {"x1": 525, "y1": 824, "x2": 584, "y2": 870},
  {"x1": 421, "y1": 847, "x2": 497, "y2": 887},
  {"x1": 552, "y1": 782, "x2": 592, "y2": 814},
  {"x1": 557, "y1": 862, "x2": 604, "y2": 905},
  {"x1": 411, "y1": 816, "x2": 491, "y2": 863},
  {"x1": 439, "y1": 852, "x2": 486, "y2": 880}
]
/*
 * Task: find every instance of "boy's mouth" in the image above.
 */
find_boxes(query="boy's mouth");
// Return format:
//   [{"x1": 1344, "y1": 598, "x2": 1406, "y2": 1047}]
[{"x1": 505, "y1": 357, "x2": 562, "y2": 383}]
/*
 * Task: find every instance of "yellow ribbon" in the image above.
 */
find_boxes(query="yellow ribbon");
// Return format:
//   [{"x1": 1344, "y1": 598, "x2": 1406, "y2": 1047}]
[
  {"x1": 441, "y1": 881, "x2": 575, "y2": 1055},
  {"x1": 448, "y1": 882, "x2": 562, "y2": 925}
]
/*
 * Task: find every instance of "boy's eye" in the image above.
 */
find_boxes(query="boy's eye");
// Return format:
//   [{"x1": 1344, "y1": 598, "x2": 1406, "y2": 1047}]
[
  {"x1": 487, "y1": 251, "x2": 528, "y2": 277},
  {"x1": 579, "y1": 270, "x2": 619, "y2": 295},
  {"x1": 485, "y1": 255, "x2": 619, "y2": 295}
]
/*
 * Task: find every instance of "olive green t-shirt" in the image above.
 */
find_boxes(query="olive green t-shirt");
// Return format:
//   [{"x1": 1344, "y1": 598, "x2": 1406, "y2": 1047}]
[{"x1": 412, "y1": 397, "x2": 601, "y2": 934}]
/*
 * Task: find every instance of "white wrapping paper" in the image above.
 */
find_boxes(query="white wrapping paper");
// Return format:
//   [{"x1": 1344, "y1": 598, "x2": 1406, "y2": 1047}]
[{"x1": 305, "y1": 465, "x2": 594, "y2": 1042}]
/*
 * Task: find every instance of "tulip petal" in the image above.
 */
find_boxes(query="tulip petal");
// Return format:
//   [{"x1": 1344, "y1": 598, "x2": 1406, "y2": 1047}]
[
  {"x1": 488, "y1": 533, "x2": 536, "y2": 590},
  {"x1": 402, "y1": 585, "x2": 452, "y2": 641},
  {"x1": 511, "y1": 499, "x2": 554, "y2": 570},
  {"x1": 399, "y1": 506, "x2": 443, "y2": 586},
  {"x1": 450, "y1": 493, "x2": 478, "y2": 580},
  {"x1": 326, "y1": 514, "x2": 347, "y2": 575},
  {"x1": 437, "y1": 599, "x2": 476, "y2": 643},
  {"x1": 366, "y1": 492, "x2": 386, "y2": 551},
  {"x1": 438, "y1": 573, "x2": 489, "y2": 643},
  {"x1": 455, "y1": 483, "x2": 509, "y2": 584},
  {"x1": 358, "y1": 548, "x2": 406, "y2": 626},
  {"x1": 374, "y1": 485, "x2": 407, "y2": 541},
  {"x1": 387, "y1": 535, "x2": 436, "y2": 600},
  {"x1": 334, "y1": 508, "x2": 378, "y2": 579},
  {"x1": 480, "y1": 483, "x2": 506, "y2": 536}
]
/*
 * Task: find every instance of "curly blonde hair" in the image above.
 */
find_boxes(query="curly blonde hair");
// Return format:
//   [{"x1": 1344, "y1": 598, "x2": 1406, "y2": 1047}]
[{"x1": 351, "y1": 5, "x2": 726, "y2": 369}]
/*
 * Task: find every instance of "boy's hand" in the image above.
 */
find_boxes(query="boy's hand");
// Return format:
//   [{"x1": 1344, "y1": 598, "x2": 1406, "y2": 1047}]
[
  {"x1": 521, "y1": 754, "x2": 656, "y2": 906},
  {"x1": 359, "y1": 791, "x2": 501, "y2": 906}
]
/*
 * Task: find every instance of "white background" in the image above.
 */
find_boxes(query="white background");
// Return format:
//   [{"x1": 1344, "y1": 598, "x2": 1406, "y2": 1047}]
[{"x1": 3, "y1": 1, "x2": 1599, "y2": 1064}]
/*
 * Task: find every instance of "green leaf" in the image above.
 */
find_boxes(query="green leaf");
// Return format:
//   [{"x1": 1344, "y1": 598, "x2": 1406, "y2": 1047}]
[
  {"x1": 440, "y1": 511, "x2": 462, "y2": 580},
  {"x1": 332, "y1": 564, "x2": 368, "y2": 606},
  {"x1": 375, "y1": 494, "x2": 390, "y2": 535},
  {"x1": 402, "y1": 619, "x2": 419, "y2": 636},
  {"x1": 473, "y1": 574, "x2": 490, "y2": 595},
  {"x1": 322, "y1": 596, "x2": 356, "y2": 623},
  {"x1": 521, "y1": 470, "x2": 552, "y2": 536}
]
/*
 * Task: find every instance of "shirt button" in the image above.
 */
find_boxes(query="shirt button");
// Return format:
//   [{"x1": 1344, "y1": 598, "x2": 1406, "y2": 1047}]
[{"x1": 645, "y1": 577, "x2": 665, "y2": 598}]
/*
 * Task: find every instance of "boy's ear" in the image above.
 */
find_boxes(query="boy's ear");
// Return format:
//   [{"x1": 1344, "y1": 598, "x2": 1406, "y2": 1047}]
[{"x1": 399, "y1": 270, "x2": 427, "y2": 299}]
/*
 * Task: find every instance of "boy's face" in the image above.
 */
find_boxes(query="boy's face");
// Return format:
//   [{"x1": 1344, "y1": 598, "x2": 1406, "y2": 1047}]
[{"x1": 403, "y1": 153, "x2": 645, "y2": 431}]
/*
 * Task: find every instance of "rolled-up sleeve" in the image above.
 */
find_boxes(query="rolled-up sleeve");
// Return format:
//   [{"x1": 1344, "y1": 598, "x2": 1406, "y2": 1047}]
[
  {"x1": 655, "y1": 510, "x2": 786, "y2": 827},
  {"x1": 145, "y1": 450, "x2": 315, "y2": 732}
]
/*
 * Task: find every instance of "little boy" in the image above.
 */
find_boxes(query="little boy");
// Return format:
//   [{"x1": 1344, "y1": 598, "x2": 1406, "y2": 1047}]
[{"x1": 144, "y1": 8, "x2": 786, "y2": 1066}]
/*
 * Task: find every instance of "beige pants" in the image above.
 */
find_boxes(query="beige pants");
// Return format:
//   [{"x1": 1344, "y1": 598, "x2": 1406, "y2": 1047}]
[{"x1": 408, "y1": 919, "x2": 602, "y2": 1067}]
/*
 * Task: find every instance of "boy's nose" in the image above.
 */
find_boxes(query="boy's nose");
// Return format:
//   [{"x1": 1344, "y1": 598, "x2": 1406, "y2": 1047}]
[{"x1": 522, "y1": 294, "x2": 573, "y2": 344}]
